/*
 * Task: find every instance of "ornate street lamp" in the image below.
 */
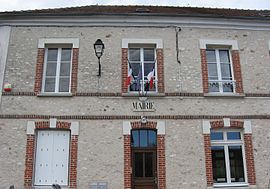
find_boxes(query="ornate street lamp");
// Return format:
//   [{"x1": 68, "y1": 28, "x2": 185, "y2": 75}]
[{"x1": 93, "y1": 39, "x2": 105, "y2": 76}]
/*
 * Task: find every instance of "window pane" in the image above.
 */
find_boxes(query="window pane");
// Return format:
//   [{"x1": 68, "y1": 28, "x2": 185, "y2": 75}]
[
  {"x1": 59, "y1": 78, "x2": 70, "y2": 92},
  {"x1": 229, "y1": 146, "x2": 245, "y2": 182},
  {"x1": 47, "y1": 49, "x2": 58, "y2": 61},
  {"x1": 227, "y1": 132, "x2": 241, "y2": 140},
  {"x1": 130, "y1": 63, "x2": 141, "y2": 77},
  {"x1": 60, "y1": 63, "x2": 71, "y2": 76},
  {"x1": 208, "y1": 63, "x2": 218, "y2": 77},
  {"x1": 145, "y1": 152, "x2": 154, "y2": 177},
  {"x1": 209, "y1": 82, "x2": 220, "y2": 92},
  {"x1": 221, "y1": 64, "x2": 232, "y2": 79},
  {"x1": 61, "y1": 49, "x2": 72, "y2": 61},
  {"x1": 129, "y1": 48, "x2": 140, "y2": 61},
  {"x1": 46, "y1": 63, "x2": 57, "y2": 76},
  {"x1": 144, "y1": 63, "x2": 155, "y2": 77},
  {"x1": 210, "y1": 132, "x2": 224, "y2": 140},
  {"x1": 219, "y1": 50, "x2": 230, "y2": 63},
  {"x1": 140, "y1": 130, "x2": 148, "y2": 147},
  {"x1": 148, "y1": 130, "x2": 157, "y2": 147},
  {"x1": 44, "y1": 78, "x2": 55, "y2": 92},
  {"x1": 206, "y1": 50, "x2": 216, "y2": 62},
  {"x1": 223, "y1": 82, "x2": 234, "y2": 93},
  {"x1": 212, "y1": 146, "x2": 227, "y2": 183},
  {"x1": 131, "y1": 130, "x2": 139, "y2": 147},
  {"x1": 144, "y1": 48, "x2": 155, "y2": 61},
  {"x1": 134, "y1": 152, "x2": 143, "y2": 177}
]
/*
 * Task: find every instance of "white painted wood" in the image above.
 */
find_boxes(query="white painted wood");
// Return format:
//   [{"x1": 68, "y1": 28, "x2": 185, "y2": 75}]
[
  {"x1": 38, "y1": 38, "x2": 79, "y2": 48},
  {"x1": 34, "y1": 130, "x2": 70, "y2": 186}
]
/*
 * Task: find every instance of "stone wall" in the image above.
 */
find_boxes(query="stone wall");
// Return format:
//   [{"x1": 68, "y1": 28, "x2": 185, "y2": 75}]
[{"x1": 3, "y1": 27, "x2": 270, "y2": 94}]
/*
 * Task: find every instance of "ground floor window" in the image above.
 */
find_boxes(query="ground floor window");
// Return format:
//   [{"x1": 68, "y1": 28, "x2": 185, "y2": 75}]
[
  {"x1": 34, "y1": 130, "x2": 70, "y2": 186},
  {"x1": 211, "y1": 130, "x2": 247, "y2": 185}
]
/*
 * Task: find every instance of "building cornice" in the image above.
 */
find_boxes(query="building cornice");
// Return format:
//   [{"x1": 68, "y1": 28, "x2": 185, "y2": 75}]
[{"x1": 0, "y1": 15, "x2": 270, "y2": 31}]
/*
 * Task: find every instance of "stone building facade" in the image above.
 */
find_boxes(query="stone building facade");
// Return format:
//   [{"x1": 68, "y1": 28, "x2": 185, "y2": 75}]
[{"x1": 0, "y1": 5, "x2": 270, "y2": 189}]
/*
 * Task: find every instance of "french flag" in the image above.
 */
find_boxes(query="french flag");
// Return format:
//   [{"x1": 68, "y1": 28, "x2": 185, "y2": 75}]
[
  {"x1": 126, "y1": 68, "x2": 133, "y2": 87},
  {"x1": 147, "y1": 68, "x2": 155, "y2": 89}
]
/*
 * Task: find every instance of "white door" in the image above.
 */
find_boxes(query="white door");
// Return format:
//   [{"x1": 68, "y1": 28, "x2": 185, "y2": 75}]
[{"x1": 34, "y1": 130, "x2": 70, "y2": 186}]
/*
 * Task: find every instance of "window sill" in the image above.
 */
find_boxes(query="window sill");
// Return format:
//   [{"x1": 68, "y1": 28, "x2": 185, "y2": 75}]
[
  {"x1": 122, "y1": 92, "x2": 165, "y2": 97},
  {"x1": 204, "y1": 93, "x2": 245, "y2": 98},
  {"x1": 37, "y1": 92, "x2": 73, "y2": 97},
  {"x1": 213, "y1": 183, "x2": 249, "y2": 188}
]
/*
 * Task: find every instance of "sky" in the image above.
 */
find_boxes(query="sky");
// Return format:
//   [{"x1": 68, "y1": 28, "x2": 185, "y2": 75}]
[{"x1": 0, "y1": 0, "x2": 270, "y2": 12}]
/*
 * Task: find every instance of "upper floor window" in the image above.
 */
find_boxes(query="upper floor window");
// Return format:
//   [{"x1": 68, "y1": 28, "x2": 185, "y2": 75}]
[
  {"x1": 42, "y1": 47, "x2": 72, "y2": 93},
  {"x1": 122, "y1": 39, "x2": 164, "y2": 94},
  {"x1": 206, "y1": 49, "x2": 234, "y2": 93},
  {"x1": 211, "y1": 130, "x2": 247, "y2": 186},
  {"x1": 200, "y1": 39, "x2": 243, "y2": 95},
  {"x1": 128, "y1": 46, "x2": 157, "y2": 93}
]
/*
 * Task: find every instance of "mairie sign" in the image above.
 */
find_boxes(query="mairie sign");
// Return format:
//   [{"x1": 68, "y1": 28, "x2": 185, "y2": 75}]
[{"x1": 132, "y1": 100, "x2": 155, "y2": 112}]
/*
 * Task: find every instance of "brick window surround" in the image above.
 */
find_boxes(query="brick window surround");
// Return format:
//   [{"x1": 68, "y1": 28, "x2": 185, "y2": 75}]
[
  {"x1": 34, "y1": 38, "x2": 79, "y2": 95},
  {"x1": 121, "y1": 39, "x2": 164, "y2": 94},
  {"x1": 202, "y1": 118, "x2": 256, "y2": 187},
  {"x1": 123, "y1": 120, "x2": 166, "y2": 189},
  {"x1": 200, "y1": 39, "x2": 244, "y2": 94},
  {"x1": 24, "y1": 119, "x2": 79, "y2": 189}
]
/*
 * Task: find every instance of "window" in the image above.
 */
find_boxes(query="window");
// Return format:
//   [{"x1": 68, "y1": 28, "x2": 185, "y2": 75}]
[
  {"x1": 206, "y1": 49, "x2": 235, "y2": 93},
  {"x1": 211, "y1": 130, "x2": 247, "y2": 186},
  {"x1": 122, "y1": 38, "x2": 164, "y2": 94},
  {"x1": 128, "y1": 46, "x2": 157, "y2": 93},
  {"x1": 34, "y1": 130, "x2": 70, "y2": 186},
  {"x1": 42, "y1": 47, "x2": 72, "y2": 93}
]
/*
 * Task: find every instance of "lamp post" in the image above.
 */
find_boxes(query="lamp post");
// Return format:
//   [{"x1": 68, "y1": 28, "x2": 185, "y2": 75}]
[{"x1": 93, "y1": 39, "x2": 105, "y2": 76}]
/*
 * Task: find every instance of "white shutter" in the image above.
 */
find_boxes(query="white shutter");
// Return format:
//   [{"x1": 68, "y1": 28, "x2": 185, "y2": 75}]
[{"x1": 34, "y1": 130, "x2": 70, "y2": 186}]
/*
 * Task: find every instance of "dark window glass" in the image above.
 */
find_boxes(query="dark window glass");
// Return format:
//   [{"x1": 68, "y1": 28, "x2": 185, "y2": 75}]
[
  {"x1": 46, "y1": 63, "x2": 57, "y2": 76},
  {"x1": 59, "y1": 78, "x2": 70, "y2": 92},
  {"x1": 44, "y1": 78, "x2": 55, "y2": 92},
  {"x1": 145, "y1": 152, "x2": 154, "y2": 177},
  {"x1": 221, "y1": 63, "x2": 232, "y2": 79},
  {"x1": 60, "y1": 63, "x2": 70, "y2": 76},
  {"x1": 227, "y1": 132, "x2": 241, "y2": 140},
  {"x1": 129, "y1": 48, "x2": 140, "y2": 61},
  {"x1": 131, "y1": 130, "x2": 157, "y2": 148},
  {"x1": 212, "y1": 146, "x2": 227, "y2": 183},
  {"x1": 134, "y1": 152, "x2": 143, "y2": 177},
  {"x1": 61, "y1": 49, "x2": 72, "y2": 61},
  {"x1": 47, "y1": 49, "x2": 58, "y2": 61},
  {"x1": 229, "y1": 146, "x2": 245, "y2": 182},
  {"x1": 148, "y1": 130, "x2": 157, "y2": 147},
  {"x1": 140, "y1": 130, "x2": 148, "y2": 147},
  {"x1": 219, "y1": 50, "x2": 230, "y2": 63},
  {"x1": 206, "y1": 50, "x2": 216, "y2": 62},
  {"x1": 210, "y1": 132, "x2": 224, "y2": 140},
  {"x1": 131, "y1": 130, "x2": 139, "y2": 147},
  {"x1": 208, "y1": 63, "x2": 218, "y2": 77},
  {"x1": 144, "y1": 63, "x2": 155, "y2": 77},
  {"x1": 144, "y1": 48, "x2": 155, "y2": 61}
]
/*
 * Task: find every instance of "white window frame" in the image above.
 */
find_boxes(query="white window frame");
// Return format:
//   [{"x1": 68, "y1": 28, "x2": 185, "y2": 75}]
[
  {"x1": 211, "y1": 129, "x2": 248, "y2": 188},
  {"x1": 207, "y1": 48, "x2": 236, "y2": 94},
  {"x1": 41, "y1": 47, "x2": 73, "y2": 93},
  {"x1": 128, "y1": 46, "x2": 158, "y2": 93}
]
